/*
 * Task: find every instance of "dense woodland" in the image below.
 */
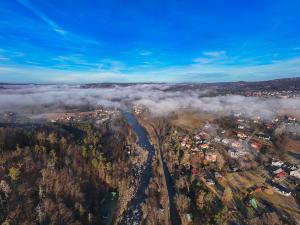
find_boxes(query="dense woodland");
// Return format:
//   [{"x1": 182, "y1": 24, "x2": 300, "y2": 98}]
[{"x1": 0, "y1": 117, "x2": 135, "y2": 225}]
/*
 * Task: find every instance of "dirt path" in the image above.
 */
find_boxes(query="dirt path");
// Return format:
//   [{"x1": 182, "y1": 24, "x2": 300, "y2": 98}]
[{"x1": 141, "y1": 120, "x2": 181, "y2": 225}]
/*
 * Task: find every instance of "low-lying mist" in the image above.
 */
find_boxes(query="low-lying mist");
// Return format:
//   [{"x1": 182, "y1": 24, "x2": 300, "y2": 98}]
[{"x1": 0, "y1": 84, "x2": 299, "y2": 120}]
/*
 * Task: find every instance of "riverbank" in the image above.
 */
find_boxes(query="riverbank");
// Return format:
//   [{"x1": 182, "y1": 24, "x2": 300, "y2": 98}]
[
  {"x1": 137, "y1": 116, "x2": 180, "y2": 225},
  {"x1": 118, "y1": 112, "x2": 156, "y2": 225}
]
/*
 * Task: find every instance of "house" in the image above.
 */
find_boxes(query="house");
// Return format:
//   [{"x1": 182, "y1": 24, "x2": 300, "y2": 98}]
[
  {"x1": 237, "y1": 133, "x2": 247, "y2": 139},
  {"x1": 272, "y1": 160, "x2": 284, "y2": 167},
  {"x1": 273, "y1": 171, "x2": 287, "y2": 182},
  {"x1": 250, "y1": 142, "x2": 262, "y2": 151},
  {"x1": 251, "y1": 185, "x2": 262, "y2": 193},
  {"x1": 191, "y1": 146, "x2": 201, "y2": 152},
  {"x1": 238, "y1": 125, "x2": 245, "y2": 129},
  {"x1": 125, "y1": 145, "x2": 132, "y2": 155},
  {"x1": 273, "y1": 168, "x2": 284, "y2": 175},
  {"x1": 214, "y1": 136, "x2": 221, "y2": 142},
  {"x1": 194, "y1": 135, "x2": 201, "y2": 141},
  {"x1": 289, "y1": 165, "x2": 298, "y2": 171},
  {"x1": 288, "y1": 116, "x2": 296, "y2": 122},
  {"x1": 180, "y1": 141, "x2": 187, "y2": 147},
  {"x1": 228, "y1": 149, "x2": 245, "y2": 159},
  {"x1": 186, "y1": 213, "x2": 193, "y2": 222},
  {"x1": 231, "y1": 141, "x2": 241, "y2": 148},
  {"x1": 228, "y1": 149, "x2": 239, "y2": 158},
  {"x1": 199, "y1": 131, "x2": 207, "y2": 136},
  {"x1": 234, "y1": 112, "x2": 242, "y2": 117},
  {"x1": 195, "y1": 140, "x2": 204, "y2": 145},
  {"x1": 205, "y1": 152, "x2": 217, "y2": 162},
  {"x1": 200, "y1": 143, "x2": 209, "y2": 149},
  {"x1": 272, "y1": 185, "x2": 291, "y2": 196},
  {"x1": 290, "y1": 169, "x2": 300, "y2": 179},
  {"x1": 257, "y1": 132, "x2": 271, "y2": 141},
  {"x1": 206, "y1": 178, "x2": 215, "y2": 186},
  {"x1": 204, "y1": 124, "x2": 211, "y2": 129},
  {"x1": 249, "y1": 198, "x2": 258, "y2": 209},
  {"x1": 222, "y1": 139, "x2": 230, "y2": 145}
]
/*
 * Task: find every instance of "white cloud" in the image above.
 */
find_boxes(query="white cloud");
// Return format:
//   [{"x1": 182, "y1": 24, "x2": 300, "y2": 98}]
[
  {"x1": 139, "y1": 50, "x2": 153, "y2": 56},
  {"x1": 0, "y1": 55, "x2": 9, "y2": 61},
  {"x1": 1, "y1": 55, "x2": 300, "y2": 83},
  {"x1": 17, "y1": 0, "x2": 67, "y2": 35},
  {"x1": 16, "y1": 0, "x2": 101, "y2": 48},
  {"x1": 202, "y1": 50, "x2": 227, "y2": 58}
]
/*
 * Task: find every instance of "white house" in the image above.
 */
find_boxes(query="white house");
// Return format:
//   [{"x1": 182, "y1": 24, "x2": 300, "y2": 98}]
[
  {"x1": 290, "y1": 169, "x2": 300, "y2": 179},
  {"x1": 272, "y1": 160, "x2": 284, "y2": 167},
  {"x1": 222, "y1": 139, "x2": 230, "y2": 145},
  {"x1": 228, "y1": 149, "x2": 244, "y2": 159}
]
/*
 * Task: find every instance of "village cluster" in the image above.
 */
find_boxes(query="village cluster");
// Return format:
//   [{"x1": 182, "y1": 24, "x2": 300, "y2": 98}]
[
  {"x1": 243, "y1": 90, "x2": 300, "y2": 98},
  {"x1": 177, "y1": 113, "x2": 299, "y2": 196},
  {"x1": 48, "y1": 108, "x2": 120, "y2": 123}
]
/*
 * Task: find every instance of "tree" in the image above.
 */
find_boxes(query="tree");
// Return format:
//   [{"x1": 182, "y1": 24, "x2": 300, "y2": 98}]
[
  {"x1": 204, "y1": 192, "x2": 214, "y2": 207},
  {"x1": 175, "y1": 177, "x2": 186, "y2": 191},
  {"x1": 8, "y1": 167, "x2": 20, "y2": 182},
  {"x1": 246, "y1": 206, "x2": 255, "y2": 218},
  {"x1": 48, "y1": 132, "x2": 58, "y2": 145},
  {"x1": 214, "y1": 206, "x2": 230, "y2": 225},
  {"x1": 222, "y1": 187, "x2": 233, "y2": 204},
  {"x1": 196, "y1": 190, "x2": 206, "y2": 210},
  {"x1": 175, "y1": 194, "x2": 190, "y2": 213},
  {"x1": 36, "y1": 132, "x2": 47, "y2": 144},
  {"x1": 82, "y1": 146, "x2": 87, "y2": 159},
  {"x1": 47, "y1": 149, "x2": 57, "y2": 169},
  {"x1": 0, "y1": 180, "x2": 11, "y2": 197}
]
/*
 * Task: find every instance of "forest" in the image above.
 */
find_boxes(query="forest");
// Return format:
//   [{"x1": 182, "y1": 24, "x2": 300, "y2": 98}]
[{"x1": 0, "y1": 117, "x2": 136, "y2": 225}]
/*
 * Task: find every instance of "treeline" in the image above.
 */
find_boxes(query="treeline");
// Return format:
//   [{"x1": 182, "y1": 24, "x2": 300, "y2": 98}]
[{"x1": 0, "y1": 118, "x2": 134, "y2": 225}]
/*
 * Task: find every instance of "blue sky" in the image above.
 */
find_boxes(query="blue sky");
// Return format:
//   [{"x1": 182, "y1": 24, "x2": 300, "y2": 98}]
[{"x1": 0, "y1": 0, "x2": 300, "y2": 83}]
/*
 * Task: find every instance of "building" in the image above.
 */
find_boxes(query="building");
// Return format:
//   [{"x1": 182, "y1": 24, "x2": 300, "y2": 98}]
[
  {"x1": 273, "y1": 171, "x2": 287, "y2": 182},
  {"x1": 272, "y1": 160, "x2": 284, "y2": 167},
  {"x1": 290, "y1": 169, "x2": 300, "y2": 179},
  {"x1": 191, "y1": 146, "x2": 201, "y2": 152},
  {"x1": 273, "y1": 168, "x2": 284, "y2": 174},
  {"x1": 231, "y1": 141, "x2": 241, "y2": 148},
  {"x1": 250, "y1": 142, "x2": 262, "y2": 151},
  {"x1": 222, "y1": 139, "x2": 230, "y2": 145},
  {"x1": 238, "y1": 125, "x2": 245, "y2": 129},
  {"x1": 272, "y1": 185, "x2": 291, "y2": 196},
  {"x1": 200, "y1": 143, "x2": 209, "y2": 149},
  {"x1": 228, "y1": 149, "x2": 242, "y2": 158},
  {"x1": 214, "y1": 136, "x2": 221, "y2": 142},
  {"x1": 237, "y1": 133, "x2": 247, "y2": 139}
]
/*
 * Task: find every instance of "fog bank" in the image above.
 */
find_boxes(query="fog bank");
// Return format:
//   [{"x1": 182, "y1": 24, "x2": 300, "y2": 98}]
[{"x1": 0, "y1": 84, "x2": 299, "y2": 120}]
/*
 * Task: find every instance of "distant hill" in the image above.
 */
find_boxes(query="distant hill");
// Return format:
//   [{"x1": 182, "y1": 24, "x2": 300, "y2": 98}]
[{"x1": 1, "y1": 77, "x2": 299, "y2": 92}]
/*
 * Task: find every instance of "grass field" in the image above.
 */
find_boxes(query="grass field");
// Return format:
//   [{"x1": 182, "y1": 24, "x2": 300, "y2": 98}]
[{"x1": 170, "y1": 110, "x2": 219, "y2": 131}]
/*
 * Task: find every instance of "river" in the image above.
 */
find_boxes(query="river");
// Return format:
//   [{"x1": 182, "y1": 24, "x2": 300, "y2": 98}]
[
  {"x1": 119, "y1": 112, "x2": 182, "y2": 225},
  {"x1": 119, "y1": 112, "x2": 155, "y2": 225}
]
